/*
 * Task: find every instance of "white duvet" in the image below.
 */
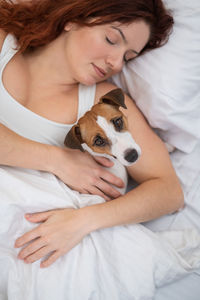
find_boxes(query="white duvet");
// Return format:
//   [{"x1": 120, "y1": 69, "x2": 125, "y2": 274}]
[{"x1": 0, "y1": 165, "x2": 200, "y2": 300}]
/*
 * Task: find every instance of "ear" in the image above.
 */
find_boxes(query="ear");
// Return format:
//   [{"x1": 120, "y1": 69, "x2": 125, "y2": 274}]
[
  {"x1": 64, "y1": 125, "x2": 84, "y2": 152},
  {"x1": 99, "y1": 88, "x2": 127, "y2": 109},
  {"x1": 64, "y1": 22, "x2": 75, "y2": 32}
]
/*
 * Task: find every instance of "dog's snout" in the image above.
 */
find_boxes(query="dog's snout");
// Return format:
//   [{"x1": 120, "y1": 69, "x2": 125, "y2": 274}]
[{"x1": 124, "y1": 149, "x2": 138, "y2": 163}]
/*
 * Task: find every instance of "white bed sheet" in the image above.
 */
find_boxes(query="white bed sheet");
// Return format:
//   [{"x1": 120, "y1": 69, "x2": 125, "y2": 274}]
[{"x1": 155, "y1": 273, "x2": 200, "y2": 300}]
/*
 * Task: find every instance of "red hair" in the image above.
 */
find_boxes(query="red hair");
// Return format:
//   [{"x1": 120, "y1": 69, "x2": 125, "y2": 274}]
[{"x1": 0, "y1": 0, "x2": 174, "y2": 54}]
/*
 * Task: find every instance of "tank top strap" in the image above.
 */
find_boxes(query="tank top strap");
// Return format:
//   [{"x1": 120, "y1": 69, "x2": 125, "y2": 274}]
[
  {"x1": 0, "y1": 34, "x2": 18, "y2": 71},
  {"x1": 78, "y1": 83, "x2": 96, "y2": 119}
]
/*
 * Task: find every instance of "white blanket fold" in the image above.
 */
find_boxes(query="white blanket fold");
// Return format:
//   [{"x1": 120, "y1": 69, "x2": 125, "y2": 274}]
[{"x1": 0, "y1": 166, "x2": 200, "y2": 300}]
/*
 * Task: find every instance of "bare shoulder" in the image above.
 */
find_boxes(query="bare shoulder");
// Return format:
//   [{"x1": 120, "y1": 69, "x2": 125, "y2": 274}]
[
  {"x1": 95, "y1": 81, "x2": 116, "y2": 103},
  {"x1": 95, "y1": 81, "x2": 134, "y2": 103},
  {"x1": 0, "y1": 29, "x2": 7, "y2": 52},
  {"x1": 95, "y1": 81, "x2": 140, "y2": 115}
]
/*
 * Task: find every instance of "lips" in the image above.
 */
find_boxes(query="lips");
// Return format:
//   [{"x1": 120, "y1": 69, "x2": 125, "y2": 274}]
[{"x1": 92, "y1": 63, "x2": 106, "y2": 78}]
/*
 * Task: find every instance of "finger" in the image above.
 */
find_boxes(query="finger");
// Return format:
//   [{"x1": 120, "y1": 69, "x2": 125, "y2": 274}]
[
  {"x1": 18, "y1": 238, "x2": 46, "y2": 260},
  {"x1": 25, "y1": 210, "x2": 53, "y2": 223},
  {"x1": 40, "y1": 251, "x2": 61, "y2": 268},
  {"x1": 15, "y1": 227, "x2": 41, "y2": 248},
  {"x1": 101, "y1": 171, "x2": 124, "y2": 188},
  {"x1": 24, "y1": 245, "x2": 52, "y2": 264},
  {"x1": 94, "y1": 156, "x2": 114, "y2": 167},
  {"x1": 97, "y1": 180, "x2": 122, "y2": 199},
  {"x1": 88, "y1": 186, "x2": 111, "y2": 201}
]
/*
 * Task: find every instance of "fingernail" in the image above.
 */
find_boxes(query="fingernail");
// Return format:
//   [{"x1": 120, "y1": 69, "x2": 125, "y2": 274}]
[
  {"x1": 25, "y1": 213, "x2": 32, "y2": 218},
  {"x1": 15, "y1": 241, "x2": 19, "y2": 248}
]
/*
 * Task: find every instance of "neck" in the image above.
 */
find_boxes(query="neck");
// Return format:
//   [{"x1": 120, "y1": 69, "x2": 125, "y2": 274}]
[{"x1": 23, "y1": 32, "x2": 77, "y2": 90}]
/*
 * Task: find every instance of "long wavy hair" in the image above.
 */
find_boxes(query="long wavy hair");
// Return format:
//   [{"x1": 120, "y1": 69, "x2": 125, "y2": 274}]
[{"x1": 0, "y1": 0, "x2": 173, "y2": 54}]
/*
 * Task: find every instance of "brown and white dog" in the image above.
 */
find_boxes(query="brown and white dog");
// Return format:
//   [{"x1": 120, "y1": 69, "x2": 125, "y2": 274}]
[{"x1": 64, "y1": 88, "x2": 141, "y2": 194}]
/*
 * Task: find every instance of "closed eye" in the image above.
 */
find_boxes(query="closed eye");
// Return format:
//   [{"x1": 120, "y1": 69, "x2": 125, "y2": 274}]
[
  {"x1": 112, "y1": 117, "x2": 123, "y2": 131},
  {"x1": 106, "y1": 36, "x2": 116, "y2": 45}
]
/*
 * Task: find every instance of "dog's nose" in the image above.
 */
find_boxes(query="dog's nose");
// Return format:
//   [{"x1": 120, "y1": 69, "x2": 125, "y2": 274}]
[{"x1": 124, "y1": 149, "x2": 138, "y2": 163}]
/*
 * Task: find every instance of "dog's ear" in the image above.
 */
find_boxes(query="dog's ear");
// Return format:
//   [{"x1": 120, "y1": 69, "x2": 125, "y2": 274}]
[
  {"x1": 64, "y1": 125, "x2": 84, "y2": 152},
  {"x1": 99, "y1": 88, "x2": 127, "y2": 109}
]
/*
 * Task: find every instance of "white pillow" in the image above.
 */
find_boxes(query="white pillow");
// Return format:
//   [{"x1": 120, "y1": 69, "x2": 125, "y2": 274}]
[{"x1": 111, "y1": 0, "x2": 200, "y2": 153}]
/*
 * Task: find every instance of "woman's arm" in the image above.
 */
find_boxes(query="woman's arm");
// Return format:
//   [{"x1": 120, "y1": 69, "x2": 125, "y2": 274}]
[
  {"x1": 0, "y1": 123, "x2": 123, "y2": 199},
  {"x1": 0, "y1": 123, "x2": 53, "y2": 171}
]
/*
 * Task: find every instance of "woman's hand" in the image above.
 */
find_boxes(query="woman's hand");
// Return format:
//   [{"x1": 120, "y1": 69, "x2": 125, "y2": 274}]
[
  {"x1": 49, "y1": 147, "x2": 124, "y2": 201},
  {"x1": 15, "y1": 208, "x2": 91, "y2": 268}
]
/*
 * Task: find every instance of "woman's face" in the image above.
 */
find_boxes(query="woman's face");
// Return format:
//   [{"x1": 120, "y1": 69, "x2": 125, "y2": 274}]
[{"x1": 64, "y1": 20, "x2": 150, "y2": 85}]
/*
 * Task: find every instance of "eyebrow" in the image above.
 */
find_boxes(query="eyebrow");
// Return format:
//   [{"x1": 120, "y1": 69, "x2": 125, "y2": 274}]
[{"x1": 111, "y1": 26, "x2": 139, "y2": 55}]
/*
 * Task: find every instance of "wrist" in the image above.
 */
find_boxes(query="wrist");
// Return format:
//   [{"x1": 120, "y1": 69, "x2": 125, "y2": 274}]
[
  {"x1": 79, "y1": 202, "x2": 112, "y2": 233},
  {"x1": 79, "y1": 196, "x2": 133, "y2": 233},
  {"x1": 77, "y1": 206, "x2": 98, "y2": 234},
  {"x1": 45, "y1": 145, "x2": 63, "y2": 174}
]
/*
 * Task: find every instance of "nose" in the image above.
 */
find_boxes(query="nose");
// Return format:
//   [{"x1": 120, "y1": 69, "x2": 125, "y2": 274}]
[
  {"x1": 106, "y1": 54, "x2": 124, "y2": 73},
  {"x1": 124, "y1": 149, "x2": 138, "y2": 163}
]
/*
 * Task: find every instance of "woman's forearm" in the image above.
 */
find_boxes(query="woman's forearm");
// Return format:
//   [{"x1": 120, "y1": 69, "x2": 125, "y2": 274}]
[
  {"x1": 0, "y1": 123, "x2": 56, "y2": 172},
  {"x1": 83, "y1": 176, "x2": 184, "y2": 232},
  {"x1": 0, "y1": 123, "x2": 124, "y2": 197}
]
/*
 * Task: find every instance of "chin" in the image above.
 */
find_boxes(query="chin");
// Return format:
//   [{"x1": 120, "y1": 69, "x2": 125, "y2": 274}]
[
  {"x1": 78, "y1": 69, "x2": 107, "y2": 86},
  {"x1": 79, "y1": 76, "x2": 98, "y2": 86}
]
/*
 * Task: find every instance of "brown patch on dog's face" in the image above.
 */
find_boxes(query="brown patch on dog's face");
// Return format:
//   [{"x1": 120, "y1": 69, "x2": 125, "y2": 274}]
[
  {"x1": 78, "y1": 112, "x2": 111, "y2": 155},
  {"x1": 92, "y1": 103, "x2": 128, "y2": 132},
  {"x1": 77, "y1": 103, "x2": 128, "y2": 155}
]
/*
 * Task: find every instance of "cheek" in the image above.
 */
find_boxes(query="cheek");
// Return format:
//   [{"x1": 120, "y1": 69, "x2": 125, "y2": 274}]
[
  {"x1": 66, "y1": 31, "x2": 89, "y2": 60},
  {"x1": 82, "y1": 34, "x2": 108, "y2": 60},
  {"x1": 90, "y1": 145, "x2": 112, "y2": 156}
]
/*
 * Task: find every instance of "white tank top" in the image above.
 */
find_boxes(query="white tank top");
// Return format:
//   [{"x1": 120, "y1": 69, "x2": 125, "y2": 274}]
[{"x1": 0, "y1": 34, "x2": 96, "y2": 147}]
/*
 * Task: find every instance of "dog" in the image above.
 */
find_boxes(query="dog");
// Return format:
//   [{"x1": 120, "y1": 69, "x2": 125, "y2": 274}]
[{"x1": 64, "y1": 88, "x2": 141, "y2": 195}]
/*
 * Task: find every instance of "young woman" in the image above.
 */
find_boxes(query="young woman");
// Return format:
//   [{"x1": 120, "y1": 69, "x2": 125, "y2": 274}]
[{"x1": 0, "y1": 0, "x2": 187, "y2": 298}]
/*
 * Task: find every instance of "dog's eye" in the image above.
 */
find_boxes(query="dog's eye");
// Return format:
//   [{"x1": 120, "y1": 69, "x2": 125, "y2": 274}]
[
  {"x1": 112, "y1": 117, "x2": 123, "y2": 131},
  {"x1": 93, "y1": 135, "x2": 106, "y2": 147}
]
